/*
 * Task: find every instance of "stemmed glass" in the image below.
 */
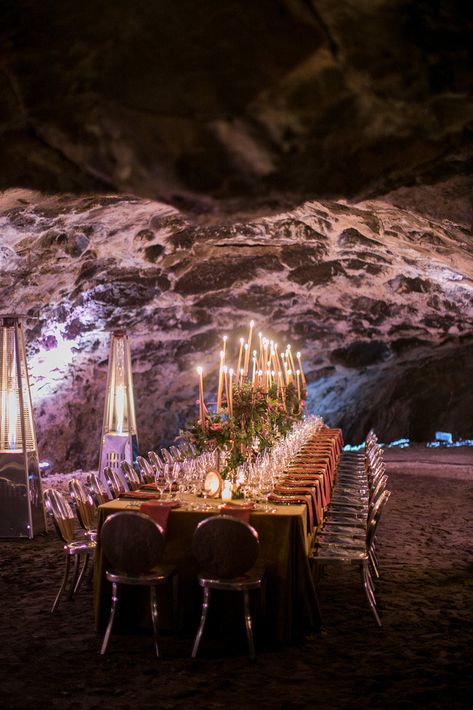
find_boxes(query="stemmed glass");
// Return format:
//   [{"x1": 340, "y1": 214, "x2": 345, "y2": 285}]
[
  {"x1": 164, "y1": 463, "x2": 175, "y2": 499},
  {"x1": 155, "y1": 468, "x2": 167, "y2": 500}
]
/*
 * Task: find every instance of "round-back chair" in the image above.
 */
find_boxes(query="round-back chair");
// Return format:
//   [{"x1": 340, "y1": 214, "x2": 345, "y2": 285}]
[
  {"x1": 191, "y1": 515, "x2": 263, "y2": 659},
  {"x1": 99, "y1": 511, "x2": 177, "y2": 657}
]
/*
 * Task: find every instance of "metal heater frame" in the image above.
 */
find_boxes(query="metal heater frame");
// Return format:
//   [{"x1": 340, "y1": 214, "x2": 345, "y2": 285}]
[
  {"x1": 98, "y1": 330, "x2": 138, "y2": 486},
  {"x1": 0, "y1": 316, "x2": 46, "y2": 538}
]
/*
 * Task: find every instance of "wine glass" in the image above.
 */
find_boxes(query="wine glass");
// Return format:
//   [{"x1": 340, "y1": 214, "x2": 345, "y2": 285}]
[
  {"x1": 164, "y1": 463, "x2": 174, "y2": 499},
  {"x1": 155, "y1": 468, "x2": 167, "y2": 500}
]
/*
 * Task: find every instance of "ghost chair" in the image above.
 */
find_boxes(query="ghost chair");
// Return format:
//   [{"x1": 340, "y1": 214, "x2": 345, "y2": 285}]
[
  {"x1": 136, "y1": 455, "x2": 156, "y2": 483},
  {"x1": 120, "y1": 460, "x2": 142, "y2": 490},
  {"x1": 103, "y1": 466, "x2": 127, "y2": 499},
  {"x1": 44, "y1": 488, "x2": 96, "y2": 613},
  {"x1": 311, "y1": 491, "x2": 391, "y2": 626},
  {"x1": 86, "y1": 473, "x2": 111, "y2": 506},
  {"x1": 68, "y1": 478, "x2": 98, "y2": 541}
]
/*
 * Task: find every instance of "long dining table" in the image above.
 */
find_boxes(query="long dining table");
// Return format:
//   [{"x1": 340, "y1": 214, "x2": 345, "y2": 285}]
[{"x1": 93, "y1": 427, "x2": 343, "y2": 644}]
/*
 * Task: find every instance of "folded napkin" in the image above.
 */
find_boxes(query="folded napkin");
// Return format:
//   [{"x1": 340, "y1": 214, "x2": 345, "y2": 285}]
[
  {"x1": 119, "y1": 490, "x2": 163, "y2": 500},
  {"x1": 219, "y1": 502, "x2": 254, "y2": 524},
  {"x1": 140, "y1": 500, "x2": 179, "y2": 532},
  {"x1": 141, "y1": 483, "x2": 159, "y2": 491},
  {"x1": 276, "y1": 484, "x2": 322, "y2": 527}
]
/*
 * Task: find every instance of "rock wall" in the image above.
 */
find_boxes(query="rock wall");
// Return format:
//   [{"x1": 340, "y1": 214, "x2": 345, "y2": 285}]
[{"x1": 1, "y1": 189, "x2": 472, "y2": 470}]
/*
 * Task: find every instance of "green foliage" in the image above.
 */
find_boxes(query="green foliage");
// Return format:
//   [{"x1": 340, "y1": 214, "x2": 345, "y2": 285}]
[{"x1": 180, "y1": 383, "x2": 306, "y2": 478}]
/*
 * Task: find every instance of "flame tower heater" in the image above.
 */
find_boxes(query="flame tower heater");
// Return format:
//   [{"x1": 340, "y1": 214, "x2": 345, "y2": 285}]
[
  {"x1": 98, "y1": 330, "x2": 138, "y2": 485},
  {"x1": 0, "y1": 316, "x2": 46, "y2": 537}
]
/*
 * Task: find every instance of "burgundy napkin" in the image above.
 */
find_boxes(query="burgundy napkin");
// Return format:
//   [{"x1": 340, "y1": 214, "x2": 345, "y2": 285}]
[
  {"x1": 275, "y1": 484, "x2": 321, "y2": 527},
  {"x1": 119, "y1": 490, "x2": 162, "y2": 500},
  {"x1": 140, "y1": 500, "x2": 179, "y2": 533},
  {"x1": 219, "y1": 503, "x2": 254, "y2": 524}
]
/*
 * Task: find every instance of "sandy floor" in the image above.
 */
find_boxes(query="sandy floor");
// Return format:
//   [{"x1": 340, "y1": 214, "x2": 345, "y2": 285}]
[{"x1": 1, "y1": 450, "x2": 473, "y2": 709}]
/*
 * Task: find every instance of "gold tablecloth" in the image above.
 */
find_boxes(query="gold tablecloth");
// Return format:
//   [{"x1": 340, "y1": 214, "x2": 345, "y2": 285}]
[{"x1": 94, "y1": 497, "x2": 321, "y2": 643}]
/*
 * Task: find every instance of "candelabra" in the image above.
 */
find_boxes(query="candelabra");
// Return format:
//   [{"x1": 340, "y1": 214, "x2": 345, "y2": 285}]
[
  {"x1": 98, "y1": 330, "x2": 138, "y2": 485},
  {"x1": 0, "y1": 316, "x2": 46, "y2": 537}
]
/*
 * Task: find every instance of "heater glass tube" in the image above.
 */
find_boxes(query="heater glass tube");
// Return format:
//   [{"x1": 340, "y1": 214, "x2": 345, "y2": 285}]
[
  {"x1": 104, "y1": 335, "x2": 136, "y2": 435},
  {"x1": 0, "y1": 324, "x2": 35, "y2": 452}
]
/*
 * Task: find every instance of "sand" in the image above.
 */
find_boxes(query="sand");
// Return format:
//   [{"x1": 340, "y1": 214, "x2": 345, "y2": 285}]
[{"x1": 1, "y1": 449, "x2": 472, "y2": 709}]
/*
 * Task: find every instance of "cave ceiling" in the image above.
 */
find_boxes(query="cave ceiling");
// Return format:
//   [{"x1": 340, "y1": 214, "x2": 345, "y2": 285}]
[{"x1": 0, "y1": 1, "x2": 472, "y2": 469}]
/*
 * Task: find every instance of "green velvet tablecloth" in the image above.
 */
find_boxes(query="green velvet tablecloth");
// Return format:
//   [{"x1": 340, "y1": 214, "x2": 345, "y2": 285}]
[{"x1": 94, "y1": 497, "x2": 321, "y2": 643}]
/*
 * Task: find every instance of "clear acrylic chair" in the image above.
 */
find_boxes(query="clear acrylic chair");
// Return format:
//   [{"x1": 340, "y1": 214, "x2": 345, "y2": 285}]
[
  {"x1": 191, "y1": 515, "x2": 263, "y2": 659},
  {"x1": 120, "y1": 460, "x2": 142, "y2": 490},
  {"x1": 44, "y1": 488, "x2": 96, "y2": 613},
  {"x1": 148, "y1": 450, "x2": 165, "y2": 472},
  {"x1": 68, "y1": 478, "x2": 98, "y2": 541},
  {"x1": 136, "y1": 456, "x2": 155, "y2": 483},
  {"x1": 311, "y1": 490, "x2": 391, "y2": 626},
  {"x1": 99, "y1": 511, "x2": 177, "y2": 657},
  {"x1": 86, "y1": 473, "x2": 111, "y2": 506},
  {"x1": 103, "y1": 466, "x2": 127, "y2": 498}
]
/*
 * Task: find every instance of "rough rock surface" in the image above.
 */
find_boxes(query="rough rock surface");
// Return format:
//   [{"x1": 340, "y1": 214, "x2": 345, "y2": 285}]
[
  {"x1": 1, "y1": 1, "x2": 472, "y2": 222},
  {"x1": 1, "y1": 189, "x2": 472, "y2": 470}
]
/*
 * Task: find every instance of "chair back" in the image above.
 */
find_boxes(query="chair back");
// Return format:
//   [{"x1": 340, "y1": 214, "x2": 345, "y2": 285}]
[
  {"x1": 86, "y1": 473, "x2": 111, "y2": 505},
  {"x1": 101, "y1": 511, "x2": 165, "y2": 575},
  {"x1": 103, "y1": 467, "x2": 127, "y2": 498},
  {"x1": 192, "y1": 515, "x2": 260, "y2": 579},
  {"x1": 160, "y1": 448, "x2": 175, "y2": 465},
  {"x1": 148, "y1": 450, "x2": 165, "y2": 471},
  {"x1": 369, "y1": 474, "x2": 388, "y2": 504},
  {"x1": 69, "y1": 479, "x2": 96, "y2": 532},
  {"x1": 136, "y1": 456, "x2": 155, "y2": 483},
  {"x1": 169, "y1": 445, "x2": 184, "y2": 461},
  {"x1": 366, "y1": 490, "x2": 391, "y2": 548},
  {"x1": 120, "y1": 461, "x2": 142, "y2": 490},
  {"x1": 44, "y1": 488, "x2": 76, "y2": 544}
]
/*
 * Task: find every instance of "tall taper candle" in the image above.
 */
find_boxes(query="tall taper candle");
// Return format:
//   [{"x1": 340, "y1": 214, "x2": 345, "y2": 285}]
[
  {"x1": 296, "y1": 351, "x2": 306, "y2": 385},
  {"x1": 216, "y1": 349, "x2": 225, "y2": 412},
  {"x1": 243, "y1": 320, "x2": 254, "y2": 375},
  {"x1": 236, "y1": 337, "x2": 244, "y2": 386},
  {"x1": 197, "y1": 366, "x2": 205, "y2": 425}
]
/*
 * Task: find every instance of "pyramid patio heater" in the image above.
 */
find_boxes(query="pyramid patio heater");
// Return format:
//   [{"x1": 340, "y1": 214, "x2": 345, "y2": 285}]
[
  {"x1": 98, "y1": 330, "x2": 138, "y2": 485},
  {"x1": 0, "y1": 316, "x2": 46, "y2": 538}
]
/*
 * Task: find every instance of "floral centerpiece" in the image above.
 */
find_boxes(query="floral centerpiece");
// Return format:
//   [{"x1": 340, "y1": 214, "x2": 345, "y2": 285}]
[{"x1": 180, "y1": 321, "x2": 307, "y2": 479}]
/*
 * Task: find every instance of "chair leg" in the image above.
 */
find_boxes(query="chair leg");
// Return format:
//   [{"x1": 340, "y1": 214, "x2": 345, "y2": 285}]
[
  {"x1": 362, "y1": 561, "x2": 382, "y2": 627},
  {"x1": 73, "y1": 554, "x2": 90, "y2": 595},
  {"x1": 191, "y1": 586, "x2": 210, "y2": 658},
  {"x1": 68, "y1": 554, "x2": 81, "y2": 599},
  {"x1": 172, "y1": 572, "x2": 179, "y2": 630},
  {"x1": 243, "y1": 590, "x2": 256, "y2": 660},
  {"x1": 369, "y1": 548, "x2": 380, "y2": 579},
  {"x1": 150, "y1": 586, "x2": 160, "y2": 658},
  {"x1": 51, "y1": 552, "x2": 71, "y2": 613},
  {"x1": 100, "y1": 582, "x2": 119, "y2": 655}
]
